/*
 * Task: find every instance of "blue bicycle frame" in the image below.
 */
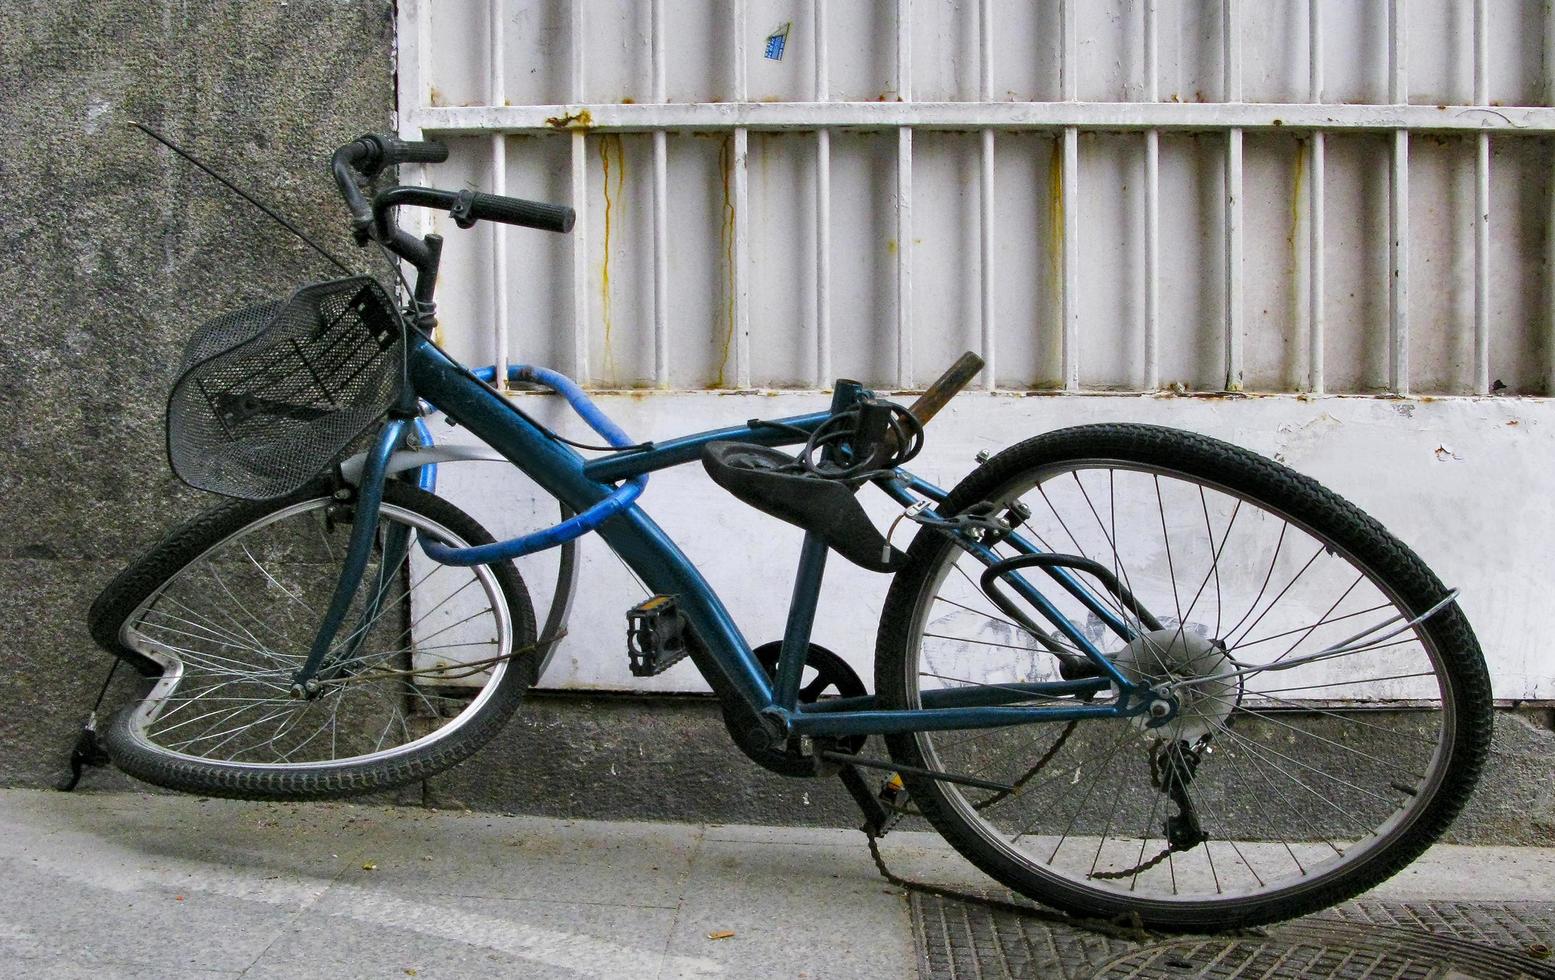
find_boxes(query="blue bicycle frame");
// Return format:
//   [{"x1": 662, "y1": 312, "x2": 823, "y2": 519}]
[{"x1": 316, "y1": 332, "x2": 1157, "y2": 744}]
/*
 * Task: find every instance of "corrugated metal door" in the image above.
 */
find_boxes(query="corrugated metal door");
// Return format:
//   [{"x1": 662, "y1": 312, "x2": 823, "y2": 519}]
[{"x1": 398, "y1": 0, "x2": 1555, "y2": 699}]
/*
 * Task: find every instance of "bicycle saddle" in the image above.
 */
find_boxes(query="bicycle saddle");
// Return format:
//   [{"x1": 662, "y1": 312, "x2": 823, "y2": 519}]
[{"x1": 701, "y1": 441, "x2": 906, "y2": 573}]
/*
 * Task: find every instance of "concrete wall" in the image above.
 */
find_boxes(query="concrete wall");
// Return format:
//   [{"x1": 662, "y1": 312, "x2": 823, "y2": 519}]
[
  {"x1": 0, "y1": 0, "x2": 396, "y2": 788},
  {"x1": 447, "y1": 392, "x2": 1555, "y2": 701}
]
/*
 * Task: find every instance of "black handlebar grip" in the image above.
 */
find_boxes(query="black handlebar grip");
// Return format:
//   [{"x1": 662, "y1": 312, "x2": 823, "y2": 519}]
[
  {"x1": 374, "y1": 134, "x2": 450, "y2": 167},
  {"x1": 465, "y1": 192, "x2": 576, "y2": 234}
]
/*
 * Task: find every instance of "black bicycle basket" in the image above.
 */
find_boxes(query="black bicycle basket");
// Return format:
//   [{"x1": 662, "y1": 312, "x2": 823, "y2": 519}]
[{"x1": 166, "y1": 276, "x2": 403, "y2": 500}]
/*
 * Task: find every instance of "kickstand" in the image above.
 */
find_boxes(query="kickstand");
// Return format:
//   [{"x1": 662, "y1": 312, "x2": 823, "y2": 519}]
[{"x1": 58, "y1": 661, "x2": 120, "y2": 791}]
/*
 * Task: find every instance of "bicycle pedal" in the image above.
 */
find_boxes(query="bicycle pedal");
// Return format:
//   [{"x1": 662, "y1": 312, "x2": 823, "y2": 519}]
[
  {"x1": 876, "y1": 772, "x2": 910, "y2": 831},
  {"x1": 626, "y1": 595, "x2": 691, "y2": 677}
]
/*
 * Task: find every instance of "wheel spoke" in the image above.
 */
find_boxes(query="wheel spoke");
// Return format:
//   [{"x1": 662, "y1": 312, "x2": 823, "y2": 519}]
[
  {"x1": 933, "y1": 593, "x2": 1033, "y2": 636},
  {"x1": 887, "y1": 443, "x2": 1479, "y2": 920},
  {"x1": 1040, "y1": 726, "x2": 1138, "y2": 859},
  {"x1": 1224, "y1": 543, "x2": 1327, "y2": 651},
  {"x1": 1227, "y1": 599, "x2": 1393, "y2": 654},
  {"x1": 1211, "y1": 722, "x2": 1390, "y2": 824},
  {"x1": 922, "y1": 631, "x2": 1050, "y2": 653},
  {"x1": 1153, "y1": 475, "x2": 1186, "y2": 638},
  {"x1": 1067, "y1": 470, "x2": 1150, "y2": 641},
  {"x1": 947, "y1": 561, "x2": 1081, "y2": 656},
  {"x1": 117, "y1": 494, "x2": 526, "y2": 782},
  {"x1": 1199, "y1": 690, "x2": 1427, "y2": 781},
  {"x1": 1238, "y1": 688, "x2": 1444, "y2": 746}
]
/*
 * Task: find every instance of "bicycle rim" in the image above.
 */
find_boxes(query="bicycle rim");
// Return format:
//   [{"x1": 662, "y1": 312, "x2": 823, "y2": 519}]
[
  {"x1": 116, "y1": 497, "x2": 516, "y2": 771},
  {"x1": 885, "y1": 441, "x2": 1479, "y2": 921}
]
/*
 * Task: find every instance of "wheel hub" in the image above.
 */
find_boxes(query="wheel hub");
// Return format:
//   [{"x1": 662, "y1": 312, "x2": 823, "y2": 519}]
[{"x1": 1112, "y1": 628, "x2": 1238, "y2": 742}]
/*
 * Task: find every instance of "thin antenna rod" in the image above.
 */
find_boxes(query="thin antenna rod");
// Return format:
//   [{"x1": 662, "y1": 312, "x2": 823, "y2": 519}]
[{"x1": 129, "y1": 122, "x2": 355, "y2": 276}]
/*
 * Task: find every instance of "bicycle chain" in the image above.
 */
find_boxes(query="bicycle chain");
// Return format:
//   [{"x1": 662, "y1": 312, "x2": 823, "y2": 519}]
[
  {"x1": 973, "y1": 719, "x2": 1077, "y2": 811},
  {"x1": 861, "y1": 717, "x2": 1161, "y2": 944},
  {"x1": 863, "y1": 829, "x2": 1156, "y2": 944},
  {"x1": 1088, "y1": 738, "x2": 1206, "y2": 881},
  {"x1": 1086, "y1": 844, "x2": 1177, "y2": 881},
  {"x1": 862, "y1": 722, "x2": 1234, "y2": 940}
]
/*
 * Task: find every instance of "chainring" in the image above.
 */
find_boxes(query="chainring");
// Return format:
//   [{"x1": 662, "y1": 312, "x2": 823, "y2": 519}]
[{"x1": 719, "y1": 641, "x2": 868, "y2": 777}]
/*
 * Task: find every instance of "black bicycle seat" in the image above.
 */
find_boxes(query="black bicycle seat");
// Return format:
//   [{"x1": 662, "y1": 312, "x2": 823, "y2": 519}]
[{"x1": 701, "y1": 442, "x2": 906, "y2": 573}]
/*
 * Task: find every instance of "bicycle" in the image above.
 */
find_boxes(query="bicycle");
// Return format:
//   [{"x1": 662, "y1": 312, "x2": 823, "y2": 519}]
[{"x1": 86, "y1": 131, "x2": 1492, "y2": 932}]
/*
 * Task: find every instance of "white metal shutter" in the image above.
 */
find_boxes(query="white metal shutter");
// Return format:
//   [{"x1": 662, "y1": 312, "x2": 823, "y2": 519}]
[{"x1": 398, "y1": 1, "x2": 1555, "y2": 699}]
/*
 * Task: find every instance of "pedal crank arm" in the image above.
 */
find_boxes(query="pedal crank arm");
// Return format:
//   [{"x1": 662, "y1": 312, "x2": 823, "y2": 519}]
[{"x1": 836, "y1": 763, "x2": 896, "y2": 837}]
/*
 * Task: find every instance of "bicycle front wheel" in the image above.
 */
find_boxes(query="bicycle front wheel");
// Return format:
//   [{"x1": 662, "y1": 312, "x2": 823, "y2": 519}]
[
  {"x1": 875, "y1": 423, "x2": 1491, "y2": 930},
  {"x1": 91, "y1": 478, "x2": 536, "y2": 800}
]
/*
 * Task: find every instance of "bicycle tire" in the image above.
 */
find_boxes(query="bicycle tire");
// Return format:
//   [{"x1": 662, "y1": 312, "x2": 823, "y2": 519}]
[
  {"x1": 91, "y1": 477, "x2": 536, "y2": 801},
  {"x1": 875, "y1": 423, "x2": 1491, "y2": 930}
]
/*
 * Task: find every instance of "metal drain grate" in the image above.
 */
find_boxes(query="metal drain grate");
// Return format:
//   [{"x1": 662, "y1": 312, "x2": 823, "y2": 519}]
[
  {"x1": 911, "y1": 896, "x2": 1555, "y2": 980},
  {"x1": 1317, "y1": 900, "x2": 1555, "y2": 954},
  {"x1": 910, "y1": 890, "x2": 1137, "y2": 980}
]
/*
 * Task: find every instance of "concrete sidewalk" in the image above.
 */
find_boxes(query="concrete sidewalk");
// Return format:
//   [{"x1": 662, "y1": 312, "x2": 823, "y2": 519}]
[{"x1": 1, "y1": 789, "x2": 1551, "y2": 979}]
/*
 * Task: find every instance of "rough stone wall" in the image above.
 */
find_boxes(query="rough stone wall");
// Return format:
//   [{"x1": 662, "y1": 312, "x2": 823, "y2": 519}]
[
  {"x1": 0, "y1": 0, "x2": 872, "y2": 826},
  {"x1": 0, "y1": 0, "x2": 395, "y2": 788}
]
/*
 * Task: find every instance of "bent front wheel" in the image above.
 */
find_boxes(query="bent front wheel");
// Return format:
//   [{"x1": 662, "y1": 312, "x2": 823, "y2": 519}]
[
  {"x1": 91, "y1": 478, "x2": 537, "y2": 800},
  {"x1": 874, "y1": 423, "x2": 1491, "y2": 930}
]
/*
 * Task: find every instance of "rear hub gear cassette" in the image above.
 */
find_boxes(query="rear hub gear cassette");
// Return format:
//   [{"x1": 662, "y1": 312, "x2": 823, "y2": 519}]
[{"x1": 1112, "y1": 628, "x2": 1239, "y2": 744}]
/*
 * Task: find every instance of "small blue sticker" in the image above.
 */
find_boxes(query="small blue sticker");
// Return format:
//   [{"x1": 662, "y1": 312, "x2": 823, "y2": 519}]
[{"x1": 764, "y1": 22, "x2": 791, "y2": 61}]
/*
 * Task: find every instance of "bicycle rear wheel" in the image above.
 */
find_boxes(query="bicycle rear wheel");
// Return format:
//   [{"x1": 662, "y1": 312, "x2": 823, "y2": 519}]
[
  {"x1": 91, "y1": 478, "x2": 536, "y2": 800},
  {"x1": 875, "y1": 424, "x2": 1490, "y2": 930}
]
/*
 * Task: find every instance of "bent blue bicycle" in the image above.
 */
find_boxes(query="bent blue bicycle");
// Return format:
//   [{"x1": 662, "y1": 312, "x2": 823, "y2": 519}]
[{"x1": 88, "y1": 132, "x2": 1492, "y2": 931}]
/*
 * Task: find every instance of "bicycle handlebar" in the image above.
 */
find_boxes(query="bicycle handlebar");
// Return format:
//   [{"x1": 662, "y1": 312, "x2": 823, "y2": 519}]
[
  {"x1": 455, "y1": 190, "x2": 576, "y2": 233},
  {"x1": 373, "y1": 134, "x2": 450, "y2": 167},
  {"x1": 332, "y1": 134, "x2": 442, "y2": 230},
  {"x1": 370, "y1": 186, "x2": 574, "y2": 235},
  {"x1": 332, "y1": 133, "x2": 449, "y2": 184},
  {"x1": 332, "y1": 132, "x2": 574, "y2": 238}
]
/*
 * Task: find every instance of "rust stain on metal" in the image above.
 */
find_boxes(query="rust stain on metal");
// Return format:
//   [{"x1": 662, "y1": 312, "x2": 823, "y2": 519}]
[
  {"x1": 1048, "y1": 139, "x2": 1064, "y2": 272},
  {"x1": 599, "y1": 134, "x2": 625, "y2": 384},
  {"x1": 1289, "y1": 142, "x2": 1305, "y2": 270},
  {"x1": 545, "y1": 108, "x2": 594, "y2": 130},
  {"x1": 714, "y1": 136, "x2": 737, "y2": 388},
  {"x1": 1047, "y1": 139, "x2": 1065, "y2": 390}
]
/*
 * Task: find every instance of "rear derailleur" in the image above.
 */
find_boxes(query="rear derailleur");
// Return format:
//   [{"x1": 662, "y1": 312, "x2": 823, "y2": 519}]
[{"x1": 1089, "y1": 737, "x2": 1211, "y2": 880}]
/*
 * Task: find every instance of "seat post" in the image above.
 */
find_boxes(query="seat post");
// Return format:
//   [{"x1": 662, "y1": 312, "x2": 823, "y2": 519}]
[{"x1": 773, "y1": 379, "x2": 867, "y2": 709}]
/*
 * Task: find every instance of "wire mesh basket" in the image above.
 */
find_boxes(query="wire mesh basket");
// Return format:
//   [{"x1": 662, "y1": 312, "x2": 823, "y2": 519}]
[{"x1": 166, "y1": 276, "x2": 403, "y2": 500}]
